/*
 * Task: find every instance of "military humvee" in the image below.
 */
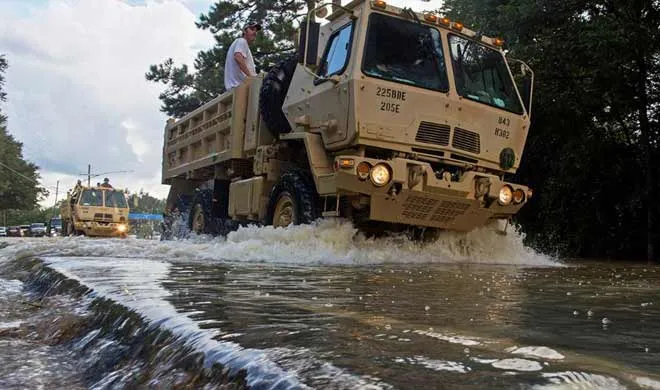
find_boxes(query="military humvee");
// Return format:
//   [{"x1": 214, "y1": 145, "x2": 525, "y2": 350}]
[
  {"x1": 160, "y1": 0, "x2": 534, "y2": 239},
  {"x1": 60, "y1": 181, "x2": 130, "y2": 237}
]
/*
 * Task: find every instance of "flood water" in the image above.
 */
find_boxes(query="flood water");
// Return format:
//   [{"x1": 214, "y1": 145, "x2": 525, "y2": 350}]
[{"x1": 1, "y1": 220, "x2": 659, "y2": 389}]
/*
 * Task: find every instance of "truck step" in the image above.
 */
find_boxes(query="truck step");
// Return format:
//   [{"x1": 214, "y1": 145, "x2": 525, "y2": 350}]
[{"x1": 322, "y1": 211, "x2": 339, "y2": 217}]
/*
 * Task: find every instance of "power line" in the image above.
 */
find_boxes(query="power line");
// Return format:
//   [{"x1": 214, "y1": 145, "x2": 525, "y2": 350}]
[{"x1": 0, "y1": 161, "x2": 59, "y2": 190}]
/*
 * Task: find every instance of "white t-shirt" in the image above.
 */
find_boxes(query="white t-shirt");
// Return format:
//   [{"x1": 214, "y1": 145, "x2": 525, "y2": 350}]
[{"x1": 224, "y1": 37, "x2": 256, "y2": 90}]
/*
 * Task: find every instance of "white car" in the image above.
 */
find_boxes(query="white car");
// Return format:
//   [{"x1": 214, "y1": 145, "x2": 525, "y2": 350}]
[{"x1": 0, "y1": 226, "x2": 6, "y2": 237}]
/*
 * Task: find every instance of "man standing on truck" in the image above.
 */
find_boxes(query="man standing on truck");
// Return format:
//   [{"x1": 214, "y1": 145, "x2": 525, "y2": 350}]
[
  {"x1": 100, "y1": 178, "x2": 113, "y2": 188},
  {"x1": 224, "y1": 21, "x2": 261, "y2": 90}
]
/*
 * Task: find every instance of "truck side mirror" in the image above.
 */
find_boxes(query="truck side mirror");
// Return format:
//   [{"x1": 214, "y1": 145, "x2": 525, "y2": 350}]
[{"x1": 298, "y1": 21, "x2": 320, "y2": 66}]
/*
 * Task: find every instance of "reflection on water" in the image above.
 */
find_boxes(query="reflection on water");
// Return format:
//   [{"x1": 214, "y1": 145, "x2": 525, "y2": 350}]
[{"x1": 0, "y1": 222, "x2": 659, "y2": 389}]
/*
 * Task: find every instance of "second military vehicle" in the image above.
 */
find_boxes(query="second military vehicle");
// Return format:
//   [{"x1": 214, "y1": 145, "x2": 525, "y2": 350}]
[
  {"x1": 161, "y1": 0, "x2": 535, "y2": 239},
  {"x1": 60, "y1": 181, "x2": 130, "y2": 237}
]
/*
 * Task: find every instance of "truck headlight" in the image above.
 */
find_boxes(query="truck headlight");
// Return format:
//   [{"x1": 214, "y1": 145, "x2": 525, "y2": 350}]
[
  {"x1": 370, "y1": 164, "x2": 392, "y2": 187},
  {"x1": 356, "y1": 161, "x2": 371, "y2": 180},
  {"x1": 512, "y1": 188, "x2": 526, "y2": 204},
  {"x1": 117, "y1": 224, "x2": 127, "y2": 233},
  {"x1": 498, "y1": 185, "x2": 513, "y2": 205}
]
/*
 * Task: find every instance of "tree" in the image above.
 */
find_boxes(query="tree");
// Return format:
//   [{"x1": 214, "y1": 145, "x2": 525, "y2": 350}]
[
  {"x1": 146, "y1": 0, "x2": 318, "y2": 118},
  {"x1": 127, "y1": 189, "x2": 166, "y2": 214},
  {"x1": 0, "y1": 55, "x2": 48, "y2": 212},
  {"x1": 0, "y1": 55, "x2": 6, "y2": 104},
  {"x1": 441, "y1": 0, "x2": 660, "y2": 261}
]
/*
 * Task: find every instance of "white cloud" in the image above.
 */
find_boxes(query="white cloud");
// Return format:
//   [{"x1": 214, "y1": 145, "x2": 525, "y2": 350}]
[{"x1": 0, "y1": 0, "x2": 215, "y2": 206}]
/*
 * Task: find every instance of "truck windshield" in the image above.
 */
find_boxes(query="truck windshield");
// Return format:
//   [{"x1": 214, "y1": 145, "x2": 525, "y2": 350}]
[
  {"x1": 104, "y1": 190, "x2": 128, "y2": 208},
  {"x1": 51, "y1": 218, "x2": 62, "y2": 227},
  {"x1": 448, "y1": 34, "x2": 523, "y2": 114},
  {"x1": 80, "y1": 189, "x2": 103, "y2": 206},
  {"x1": 362, "y1": 13, "x2": 449, "y2": 92}
]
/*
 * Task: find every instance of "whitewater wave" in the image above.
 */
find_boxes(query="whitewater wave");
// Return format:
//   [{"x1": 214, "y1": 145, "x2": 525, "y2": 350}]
[{"x1": 0, "y1": 219, "x2": 558, "y2": 267}]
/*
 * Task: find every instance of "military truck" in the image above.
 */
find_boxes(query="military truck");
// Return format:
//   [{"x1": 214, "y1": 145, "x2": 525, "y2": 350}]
[
  {"x1": 60, "y1": 181, "x2": 130, "y2": 237},
  {"x1": 161, "y1": 0, "x2": 535, "y2": 239}
]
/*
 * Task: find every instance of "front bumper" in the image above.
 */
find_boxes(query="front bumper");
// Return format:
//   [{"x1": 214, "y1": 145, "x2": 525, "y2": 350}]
[
  {"x1": 76, "y1": 221, "x2": 128, "y2": 237},
  {"x1": 334, "y1": 156, "x2": 531, "y2": 231}
]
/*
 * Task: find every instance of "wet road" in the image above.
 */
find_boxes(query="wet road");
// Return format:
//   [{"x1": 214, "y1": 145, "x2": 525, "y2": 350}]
[{"x1": 1, "y1": 221, "x2": 659, "y2": 389}]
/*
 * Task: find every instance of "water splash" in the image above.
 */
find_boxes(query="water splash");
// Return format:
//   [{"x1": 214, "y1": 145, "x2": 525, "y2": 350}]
[{"x1": 0, "y1": 219, "x2": 558, "y2": 267}]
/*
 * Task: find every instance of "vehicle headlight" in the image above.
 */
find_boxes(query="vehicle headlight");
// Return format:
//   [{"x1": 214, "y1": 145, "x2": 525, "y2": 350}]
[
  {"x1": 356, "y1": 161, "x2": 371, "y2": 180},
  {"x1": 370, "y1": 164, "x2": 392, "y2": 187},
  {"x1": 498, "y1": 185, "x2": 513, "y2": 205},
  {"x1": 117, "y1": 224, "x2": 127, "y2": 233},
  {"x1": 512, "y1": 188, "x2": 526, "y2": 204}
]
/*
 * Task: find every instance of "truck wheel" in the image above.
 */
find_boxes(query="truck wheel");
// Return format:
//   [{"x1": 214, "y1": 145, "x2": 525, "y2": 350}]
[
  {"x1": 188, "y1": 189, "x2": 213, "y2": 235},
  {"x1": 266, "y1": 169, "x2": 320, "y2": 227},
  {"x1": 259, "y1": 56, "x2": 298, "y2": 135}
]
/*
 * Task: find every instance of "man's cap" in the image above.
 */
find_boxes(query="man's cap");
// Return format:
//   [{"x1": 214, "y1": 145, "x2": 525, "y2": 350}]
[
  {"x1": 243, "y1": 21, "x2": 262, "y2": 31},
  {"x1": 104, "y1": 178, "x2": 109, "y2": 182}
]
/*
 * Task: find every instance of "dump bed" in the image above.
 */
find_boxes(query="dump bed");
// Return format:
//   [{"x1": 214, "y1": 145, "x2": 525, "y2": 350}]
[{"x1": 161, "y1": 82, "x2": 250, "y2": 184}]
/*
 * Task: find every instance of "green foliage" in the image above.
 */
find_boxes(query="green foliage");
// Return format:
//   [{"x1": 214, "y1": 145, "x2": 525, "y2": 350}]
[
  {"x1": 0, "y1": 55, "x2": 48, "y2": 212},
  {"x1": 3, "y1": 208, "x2": 51, "y2": 227},
  {"x1": 146, "y1": 0, "x2": 312, "y2": 118},
  {"x1": 442, "y1": 0, "x2": 660, "y2": 260},
  {"x1": 127, "y1": 190, "x2": 166, "y2": 214},
  {"x1": 0, "y1": 54, "x2": 7, "y2": 103}
]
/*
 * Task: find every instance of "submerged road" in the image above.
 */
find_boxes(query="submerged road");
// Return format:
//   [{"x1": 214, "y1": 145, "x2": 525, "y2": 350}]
[{"x1": 1, "y1": 222, "x2": 659, "y2": 389}]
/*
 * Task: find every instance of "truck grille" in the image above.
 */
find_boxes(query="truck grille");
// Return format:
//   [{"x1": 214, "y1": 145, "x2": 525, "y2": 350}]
[
  {"x1": 415, "y1": 122, "x2": 450, "y2": 146},
  {"x1": 94, "y1": 213, "x2": 113, "y2": 221},
  {"x1": 452, "y1": 128, "x2": 480, "y2": 154},
  {"x1": 429, "y1": 200, "x2": 471, "y2": 223},
  {"x1": 401, "y1": 198, "x2": 471, "y2": 224},
  {"x1": 401, "y1": 196, "x2": 438, "y2": 220}
]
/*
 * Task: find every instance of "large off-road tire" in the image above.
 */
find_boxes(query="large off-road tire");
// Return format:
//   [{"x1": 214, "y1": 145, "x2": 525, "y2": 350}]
[
  {"x1": 266, "y1": 169, "x2": 321, "y2": 227},
  {"x1": 188, "y1": 189, "x2": 214, "y2": 235},
  {"x1": 259, "y1": 56, "x2": 298, "y2": 135}
]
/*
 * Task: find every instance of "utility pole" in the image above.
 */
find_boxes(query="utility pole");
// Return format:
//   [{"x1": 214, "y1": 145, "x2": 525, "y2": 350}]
[
  {"x1": 87, "y1": 164, "x2": 91, "y2": 187},
  {"x1": 53, "y1": 180, "x2": 59, "y2": 216}
]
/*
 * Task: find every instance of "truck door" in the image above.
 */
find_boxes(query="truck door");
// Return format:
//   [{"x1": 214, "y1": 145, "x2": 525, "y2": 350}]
[{"x1": 306, "y1": 20, "x2": 354, "y2": 146}]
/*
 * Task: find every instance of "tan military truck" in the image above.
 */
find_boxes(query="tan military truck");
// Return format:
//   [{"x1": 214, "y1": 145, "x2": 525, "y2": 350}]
[
  {"x1": 60, "y1": 181, "x2": 130, "y2": 237},
  {"x1": 161, "y1": 0, "x2": 535, "y2": 239}
]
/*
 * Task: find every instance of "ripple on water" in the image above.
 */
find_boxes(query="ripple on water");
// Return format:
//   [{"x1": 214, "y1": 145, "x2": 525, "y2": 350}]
[
  {"x1": 505, "y1": 346, "x2": 565, "y2": 360},
  {"x1": 394, "y1": 356, "x2": 471, "y2": 374},
  {"x1": 533, "y1": 371, "x2": 626, "y2": 389},
  {"x1": 413, "y1": 329, "x2": 481, "y2": 346},
  {"x1": 491, "y1": 358, "x2": 543, "y2": 372}
]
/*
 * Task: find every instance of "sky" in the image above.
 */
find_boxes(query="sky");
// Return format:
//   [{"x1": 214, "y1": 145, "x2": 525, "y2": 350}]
[{"x1": 0, "y1": 0, "x2": 442, "y2": 208}]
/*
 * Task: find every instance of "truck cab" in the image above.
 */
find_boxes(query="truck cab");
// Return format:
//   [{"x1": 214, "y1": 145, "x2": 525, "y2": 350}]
[
  {"x1": 60, "y1": 183, "x2": 130, "y2": 237},
  {"x1": 280, "y1": 0, "x2": 533, "y2": 231}
]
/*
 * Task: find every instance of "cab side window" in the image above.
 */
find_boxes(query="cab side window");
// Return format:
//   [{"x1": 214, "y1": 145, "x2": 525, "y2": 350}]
[{"x1": 318, "y1": 22, "x2": 354, "y2": 79}]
